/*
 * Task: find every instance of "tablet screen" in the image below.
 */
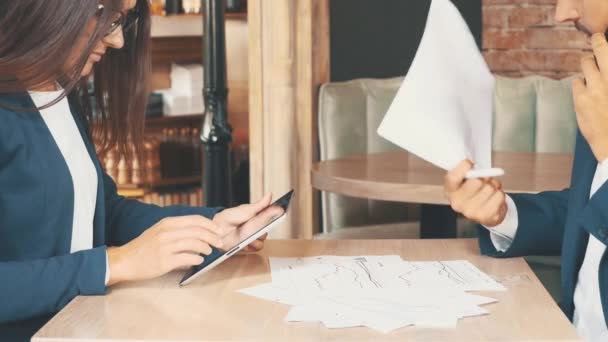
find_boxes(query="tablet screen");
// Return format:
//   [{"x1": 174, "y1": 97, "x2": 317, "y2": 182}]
[{"x1": 180, "y1": 190, "x2": 293, "y2": 284}]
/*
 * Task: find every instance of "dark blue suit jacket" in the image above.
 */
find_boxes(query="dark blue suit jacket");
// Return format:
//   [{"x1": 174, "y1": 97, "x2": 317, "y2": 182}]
[
  {"x1": 479, "y1": 131, "x2": 608, "y2": 327},
  {"x1": 0, "y1": 93, "x2": 221, "y2": 341}
]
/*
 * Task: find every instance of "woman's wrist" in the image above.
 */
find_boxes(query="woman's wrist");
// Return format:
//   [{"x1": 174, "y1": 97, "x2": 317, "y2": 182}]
[{"x1": 107, "y1": 246, "x2": 129, "y2": 286}]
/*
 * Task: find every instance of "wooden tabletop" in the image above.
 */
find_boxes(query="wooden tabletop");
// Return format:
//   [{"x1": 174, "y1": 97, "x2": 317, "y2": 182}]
[
  {"x1": 34, "y1": 239, "x2": 579, "y2": 342},
  {"x1": 312, "y1": 151, "x2": 573, "y2": 205}
]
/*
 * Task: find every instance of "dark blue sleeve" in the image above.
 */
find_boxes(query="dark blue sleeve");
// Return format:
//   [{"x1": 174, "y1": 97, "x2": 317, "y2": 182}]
[
  {"x1": 0, "y1": 247, "x2": 107, "y2": 324},
  {"x1": 0, "y1": 108, "x2": 108, "y2": 324},
  {"x1": 579, "y1": 181, "x2": 608, "y2": 246},
  {"x1": 103, "y1": 172, "x2": 223, "y2": 246},
  {"x1": 478, "y1": 189, "x2": 569, "y2": 258}
]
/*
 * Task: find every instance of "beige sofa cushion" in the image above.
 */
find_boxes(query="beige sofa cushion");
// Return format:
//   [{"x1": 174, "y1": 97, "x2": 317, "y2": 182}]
[{"x1": 319, "y1": 78, "x2": 409, "y2": 232}]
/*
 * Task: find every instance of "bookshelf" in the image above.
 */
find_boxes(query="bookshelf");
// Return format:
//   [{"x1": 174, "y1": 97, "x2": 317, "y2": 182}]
[
  {"x1": 115, "y1": 114, "x2": 204, "y2": 198},
  {"x1": 112, "y1": 8, "x2": 250, "y2": 204},
  {"x1": 151, "y1": 13, "x2": 247, "y2": 38},
  {"x1": 145, "y1": 113, "x2": 204, "y2": 127},
  {"x1": 117, "y1": 176, "x2": 201, "y2": 199},
  {"x1": 118, "y1": 175, "x2": 201, "y2": 190}
]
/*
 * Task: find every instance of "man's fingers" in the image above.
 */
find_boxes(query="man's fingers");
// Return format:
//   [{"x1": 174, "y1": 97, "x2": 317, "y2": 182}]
[
  {"x1": 479, "y1": 190, "x2": 506, "y2": 226},
  {"x1": 581, "y1": 54, "x2": 601, "y2": 88},
  {"x1": 489, "y1": 178, "x2": 502, "y2": 190},
  {"x1": 460, "y1": 178, "x2": 485, "y2": 194},
  {"x1": 573, "y1": 77, "x2": 587, "y2": 98},
  {"x1": 444, "y1": 160, "x2": 474, "y2": 192},
  {"x1": 449, "y1": 178, "x2": 484, "y2": 213},
  {"x1": 591, "y1": 33, "x2": 608, "y2": 73},
  {"x1": 462, "y1": 184, "x2": 497, "y2": 216}
]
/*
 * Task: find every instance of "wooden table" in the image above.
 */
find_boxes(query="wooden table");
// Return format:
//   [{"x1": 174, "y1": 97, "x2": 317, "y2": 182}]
[
  {"x1": 34, "y1": 239, "x2": 579, "y2": 342},
  {"x1": 312, "y1": 151, "x2": 573, "y2": 237}
]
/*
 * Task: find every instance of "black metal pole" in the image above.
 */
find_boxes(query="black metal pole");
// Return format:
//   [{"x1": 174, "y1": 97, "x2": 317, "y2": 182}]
[{"x1": 201, "y1": 0, "x2": 233, "y2": 207}]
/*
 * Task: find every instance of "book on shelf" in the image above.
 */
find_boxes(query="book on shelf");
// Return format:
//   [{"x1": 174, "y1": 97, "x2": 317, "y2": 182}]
[{"x1": 141, "y1": 187, "x2": 204, "y2": 207}]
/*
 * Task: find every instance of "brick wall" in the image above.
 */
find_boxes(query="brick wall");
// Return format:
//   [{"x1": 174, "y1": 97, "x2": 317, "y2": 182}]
[{"x1": 482, "y1": 0, "x2": 587, "y2": 78}]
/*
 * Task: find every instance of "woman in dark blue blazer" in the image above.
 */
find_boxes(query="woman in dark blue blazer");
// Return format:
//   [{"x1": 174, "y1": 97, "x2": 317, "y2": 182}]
[{"x1": 0, "y1": 1, "x2": 272, "y2": 340}]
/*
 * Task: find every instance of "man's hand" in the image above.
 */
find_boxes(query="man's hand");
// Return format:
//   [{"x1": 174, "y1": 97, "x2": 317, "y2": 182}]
[
  {"x1": 573, "y1": 33, "x2": 608, "y2": 162},
  {"x1": 444, "y1": 160, "x2": 507, "y2": 227},
  {"x1": 213, "y1": 193, "x2": 280, "y2": 252}
]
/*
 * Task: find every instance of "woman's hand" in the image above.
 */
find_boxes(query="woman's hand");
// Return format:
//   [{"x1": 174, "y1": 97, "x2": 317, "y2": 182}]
[
  {"x1": 107, "y1": 194, "x2": 280, "y2": 286},
  {"x1": 107, "y1": 215, "x2": 224, "y2": 286},
  {"x1": 213, "y1": 193, "x2": 282, "y2": 252},
  {"x1": 444, "y1": 160, "x2": 507, "y2": 227}
]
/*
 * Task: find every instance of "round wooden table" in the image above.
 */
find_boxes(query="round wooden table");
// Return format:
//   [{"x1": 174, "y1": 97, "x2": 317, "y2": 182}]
[{"x1": 312, "y1": 151, "x2": 573, "y2": 237}]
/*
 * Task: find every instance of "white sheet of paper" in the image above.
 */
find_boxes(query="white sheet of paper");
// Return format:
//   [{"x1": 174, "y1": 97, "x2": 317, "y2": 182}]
[
  {"x1": 239, "y1": 255, "x2": 503, "y2": 334},
  {"x1": 269, "y1": 255, "x2": 404, "y2": 292},
  {"x1": 459, "y1": 305, "x2": 489, "y2": 318},
  {"x1": 283, "y1": 289, "x2": 493, "y2": 333},
  {"x1": 289, "y1": 294, "x2": 414, "y2": 333},
  {"x1": 387, "y1": 260, "x2": 506, "y2": 292},
  {"x1": 377, "y1": 0, "x2": 495, "y2": 171}
]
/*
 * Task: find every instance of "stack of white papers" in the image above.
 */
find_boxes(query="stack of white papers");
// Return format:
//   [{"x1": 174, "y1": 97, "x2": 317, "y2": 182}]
[
  {"x1": 238, "y1": 256, "x2": 505, "y2": 333},
  {"x1": 159, "y1": 64, "x2": 205, "y2": 116},
  {"x1": 377, "y1": 0, "x2": 496, "y2": 173},
  {"x1": 170, "y1": 64, "x2": 204, "y2": 97},
  {"x1": 160, "y1": 90, "x2": 204, "y2": 116}
]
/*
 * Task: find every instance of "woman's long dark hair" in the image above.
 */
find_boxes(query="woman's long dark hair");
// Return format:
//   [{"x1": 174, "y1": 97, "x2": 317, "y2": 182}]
[{"x1": 0, "y1": 0, "x2": 151, "y2": 161}]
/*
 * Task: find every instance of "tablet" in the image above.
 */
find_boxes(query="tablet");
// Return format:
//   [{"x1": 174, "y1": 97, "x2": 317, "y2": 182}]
[{"x1": 179, "y1": 190, "x2": 294, "y2": 286}]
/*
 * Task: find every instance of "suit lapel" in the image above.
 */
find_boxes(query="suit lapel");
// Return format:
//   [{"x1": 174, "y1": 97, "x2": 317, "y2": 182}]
[
  {"x1": 571, "y1": 131, "x2": 596, "y2": 206},
  {"x1": 562, "y1": 132, "x2": 595, "y2": 301}
]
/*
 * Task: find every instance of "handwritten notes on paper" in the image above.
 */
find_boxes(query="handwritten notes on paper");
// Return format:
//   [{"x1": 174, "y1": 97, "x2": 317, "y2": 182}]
[{"x1": 238, "y1": 256, "x2": 505, "y2": 333}]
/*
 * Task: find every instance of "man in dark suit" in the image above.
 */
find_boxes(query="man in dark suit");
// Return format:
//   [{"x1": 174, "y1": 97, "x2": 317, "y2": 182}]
[{"x1": 444, "y1": 0, "x2": 608, "y2": 340}]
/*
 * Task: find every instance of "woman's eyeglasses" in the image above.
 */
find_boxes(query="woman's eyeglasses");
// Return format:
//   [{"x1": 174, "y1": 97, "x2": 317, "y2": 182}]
[{"x1": 97, "y1": 3, "x2": 140, "y2": 36}]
